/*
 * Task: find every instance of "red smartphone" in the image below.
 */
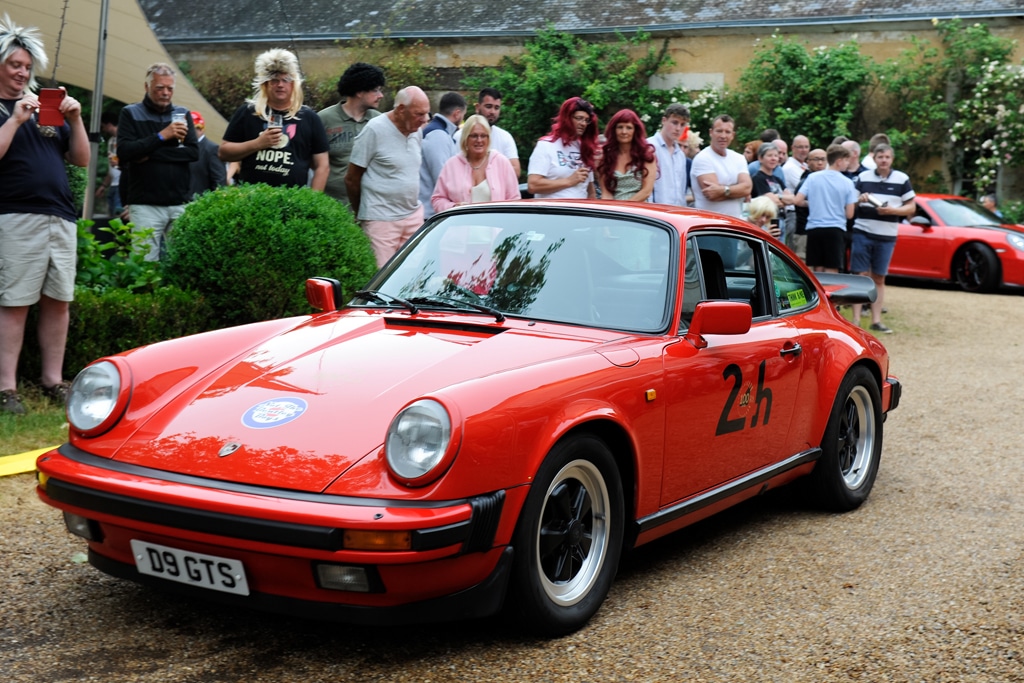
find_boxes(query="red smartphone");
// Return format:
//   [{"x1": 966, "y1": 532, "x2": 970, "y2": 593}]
[{"x1": 38, "y1": 88, "x2": 66, "y2": 126}]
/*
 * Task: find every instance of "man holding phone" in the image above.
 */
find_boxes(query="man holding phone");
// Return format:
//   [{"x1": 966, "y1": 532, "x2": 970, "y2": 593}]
[
  {"x1": 0, "y1": 15, "x2": 90, "y2": 415},
  {"x1": 117, "y1": 63, "x2": 198, "y2": 261}
]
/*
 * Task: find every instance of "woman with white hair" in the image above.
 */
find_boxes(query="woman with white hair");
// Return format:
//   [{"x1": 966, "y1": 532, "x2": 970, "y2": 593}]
[{"x1": 219, "y1": 48, "x2": 329, "y2": 190}]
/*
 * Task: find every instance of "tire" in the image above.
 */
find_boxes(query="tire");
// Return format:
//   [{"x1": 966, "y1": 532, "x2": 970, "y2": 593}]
[
  {"x1": 808, "y1": 367, "x2": 883, "y2": 512},
  {"x1": 509, "y1": 435, "x2": 624, "y2": 636},
  {"x1": 952, "y1": 243, "x2": 1000, "y2": 293}
]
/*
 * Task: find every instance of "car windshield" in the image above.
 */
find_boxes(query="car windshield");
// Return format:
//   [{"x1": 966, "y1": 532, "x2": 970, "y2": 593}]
[
  {"x1": 363, "y1": 210, "x2": 674, "y2": 333},
  {"x1": 927, "y1": 198, "x2": 1005, "y2": 227}
]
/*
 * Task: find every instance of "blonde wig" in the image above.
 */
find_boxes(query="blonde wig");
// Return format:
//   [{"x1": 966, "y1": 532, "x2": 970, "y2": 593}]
[{"x1": 249, "y1": 48, "x2": 304, "y2": 119}]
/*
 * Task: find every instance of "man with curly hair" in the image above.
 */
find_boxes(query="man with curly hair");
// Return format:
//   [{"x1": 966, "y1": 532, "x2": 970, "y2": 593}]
[
  {"x1": 0, "y1": 14, "x2": 90, "y2": 414},
  {"x1": 219, "y1": 48, "x2": 329, "y2": 190},
  {"x1": 318, "y1": 62, "x2": 386, "y2": 204}
]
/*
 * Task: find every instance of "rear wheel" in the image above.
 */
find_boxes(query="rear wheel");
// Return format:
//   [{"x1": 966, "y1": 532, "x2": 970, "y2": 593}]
[
  {"x1": 510, "y1": 435, "x2": 624, "y2": 636},
  {"x1": 952, "y1": 243, "x2": 1000, "y2": 293},
  {"x1": 808, "y1": 367, "x2": 882, "y2": 511}
]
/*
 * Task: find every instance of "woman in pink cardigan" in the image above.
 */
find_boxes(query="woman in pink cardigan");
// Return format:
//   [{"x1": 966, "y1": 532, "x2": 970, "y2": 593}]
[{"x1": 432, "y1": 114, "x2": 520, "y2": 213}]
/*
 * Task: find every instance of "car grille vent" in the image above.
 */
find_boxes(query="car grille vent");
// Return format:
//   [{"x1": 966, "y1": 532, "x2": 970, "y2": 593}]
[
  {"x1": 464, "y1": 490, "x2": 505, "y2": 552},
  {"x1": 384, "y1": 318, "x2": 507, "y2": 335}
]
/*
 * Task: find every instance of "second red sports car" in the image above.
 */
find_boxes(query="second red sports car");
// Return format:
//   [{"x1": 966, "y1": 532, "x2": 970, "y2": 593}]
[{"x1": 889, "y1": 194, "x2": 1024, "y2": 292}]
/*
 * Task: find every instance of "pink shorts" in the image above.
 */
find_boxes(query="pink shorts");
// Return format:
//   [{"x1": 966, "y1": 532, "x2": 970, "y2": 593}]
[{"x1": 361, "y1": 205, "x2": 425, "y2": 268}]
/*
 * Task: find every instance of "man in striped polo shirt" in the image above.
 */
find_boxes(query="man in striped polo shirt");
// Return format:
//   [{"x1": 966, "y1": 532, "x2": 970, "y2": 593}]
[{"x1": 850, "y1": 143, "x2": 916, "y2": 333}]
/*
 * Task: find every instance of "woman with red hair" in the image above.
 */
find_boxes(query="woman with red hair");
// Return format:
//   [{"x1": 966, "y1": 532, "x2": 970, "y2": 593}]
[
  {"x1": 526, "y1": 97, "x2": 598, "y2": 199},
  {"x1": 597, "y1": 109, "x2": 656, "y2": 201}
]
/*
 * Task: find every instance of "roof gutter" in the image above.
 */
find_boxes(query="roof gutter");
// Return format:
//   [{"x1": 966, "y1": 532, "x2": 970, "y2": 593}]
[{"x1": 156, "y1": 11, "x2": 1024, "y2": 44}]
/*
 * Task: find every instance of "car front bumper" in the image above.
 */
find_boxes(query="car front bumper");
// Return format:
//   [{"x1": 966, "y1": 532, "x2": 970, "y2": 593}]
[{"x1": 36, "y1": 444, "x2": 521, "y2": 624}]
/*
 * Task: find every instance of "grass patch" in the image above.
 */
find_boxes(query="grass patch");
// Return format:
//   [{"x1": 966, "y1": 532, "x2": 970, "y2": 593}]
[{"x1": 0, "y1": 386, "x2": 67, "y2": 456}]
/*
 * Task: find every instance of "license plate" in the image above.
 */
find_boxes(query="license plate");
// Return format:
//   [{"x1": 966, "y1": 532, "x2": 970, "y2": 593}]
[{"x1": 130, "y1": 540, "x2": 250, "y2": 596}]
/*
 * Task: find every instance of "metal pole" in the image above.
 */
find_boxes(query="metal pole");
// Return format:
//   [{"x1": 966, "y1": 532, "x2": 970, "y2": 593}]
[{"x1": 82, "y1": 0, "x2": 111, "y2": 220}]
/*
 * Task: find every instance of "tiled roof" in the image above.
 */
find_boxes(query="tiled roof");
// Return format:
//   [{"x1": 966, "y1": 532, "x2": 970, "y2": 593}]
[{"x1": 142, "y1": 0, "x2": 1024, "y2": 42}]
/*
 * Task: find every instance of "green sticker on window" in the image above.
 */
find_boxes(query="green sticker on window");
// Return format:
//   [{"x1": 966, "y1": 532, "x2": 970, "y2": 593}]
[{"x1": 786, "y1": 288, "x2": 807, "y2": 307}]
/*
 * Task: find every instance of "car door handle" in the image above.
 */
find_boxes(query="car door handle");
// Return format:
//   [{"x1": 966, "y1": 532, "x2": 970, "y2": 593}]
[{"x1": 780, "y1": 343, "x2": 802, "y2": 357}]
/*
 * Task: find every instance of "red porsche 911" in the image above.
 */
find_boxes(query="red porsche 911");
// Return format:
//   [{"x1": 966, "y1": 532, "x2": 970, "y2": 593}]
[
  {"x1": 36, "y1": 201, "x2": 900, "y2": 636},
  {"x1": 889, "y1": 193, "x2": 1024, "y2": 292}
]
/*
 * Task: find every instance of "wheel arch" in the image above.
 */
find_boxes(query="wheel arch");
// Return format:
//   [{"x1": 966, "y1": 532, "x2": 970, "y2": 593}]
[
  {"x1": 538, "y1": 419, "x2": 638, "y2": 549},
  {"x1": 950, "y1": 240, "x2": 1003, "y2": 286},
  {"x1": 813, "y1": 356, "x2": 883, "y2": 446}
]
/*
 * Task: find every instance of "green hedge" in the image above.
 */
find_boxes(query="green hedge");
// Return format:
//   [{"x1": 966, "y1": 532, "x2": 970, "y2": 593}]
[
  {"x1": 19, "y1": 285, "x2": 214, "y2": 381},
  {"x1": 164, "y1": 184, "x2": 377, "y2": 327}
]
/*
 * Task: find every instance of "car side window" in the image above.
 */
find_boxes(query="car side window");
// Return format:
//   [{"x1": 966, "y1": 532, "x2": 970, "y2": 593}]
[
  {"x1": 681, "y1": 234, "x2": 770, "y2": 329},
  {"x1": 768, "y1": 248, "x2": 818, "y2": 314}
]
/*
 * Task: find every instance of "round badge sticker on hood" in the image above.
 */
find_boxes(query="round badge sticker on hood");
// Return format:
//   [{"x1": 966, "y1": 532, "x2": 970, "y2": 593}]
[{"x1": 242, "y1": 397, "x2": 308, "y2": 429}]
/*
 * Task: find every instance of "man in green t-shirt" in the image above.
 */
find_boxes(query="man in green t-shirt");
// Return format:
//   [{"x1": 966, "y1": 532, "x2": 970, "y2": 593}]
[{"x1": 317, "y1": 63, "x2": 386, "y2": 204}]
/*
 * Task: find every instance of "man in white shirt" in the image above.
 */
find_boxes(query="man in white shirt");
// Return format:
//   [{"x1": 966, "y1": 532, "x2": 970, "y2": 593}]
[
  {"x1": 782, "y1": 135, "x2": 810, "y2": 191},
  {"x1": 454, "y1": 88, "x2": 520, "y2": 176},
  {"x1": 690, "y1": 114, "x2": 751, "y2": 218},
  {"x1": 647, "y1": 103, "x2": 690, "y2": 206}
]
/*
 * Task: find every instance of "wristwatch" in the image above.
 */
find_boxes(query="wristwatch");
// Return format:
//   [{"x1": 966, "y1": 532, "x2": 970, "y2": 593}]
[{"x1": 724, "y1": 184, "x2": 731, "y2": 198}]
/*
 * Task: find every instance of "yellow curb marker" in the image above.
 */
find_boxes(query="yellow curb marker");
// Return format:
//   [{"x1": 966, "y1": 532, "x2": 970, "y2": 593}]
[{"x1": 0, "y1": 447, "x2": 57, "y2": 477}]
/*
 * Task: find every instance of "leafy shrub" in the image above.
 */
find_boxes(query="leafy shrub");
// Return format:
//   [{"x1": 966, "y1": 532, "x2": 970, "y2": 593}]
[
  {"x1": 1001, "y1": 200, "x2": 1024, "y2": 225},
  {"x1": 20, "y1": 285, "x2": 214, "y2": 379},
  {"x1": 77, "y1": 218, "x2": 162, "y2": 293},
  {"x1": 163, "y1": 184, "x2": 377, "y2": 326},
  {"x1": 184, "y1": 64, "x2": 254, "y2": 120},
  {"x1": 463, "y1": 28, "x2": 672, "y2": 163}
]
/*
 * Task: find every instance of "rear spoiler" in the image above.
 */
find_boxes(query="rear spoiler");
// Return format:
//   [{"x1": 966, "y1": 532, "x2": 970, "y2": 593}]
[{"x1": 814, "y1": 273, "x2": 877, "y2": 306}]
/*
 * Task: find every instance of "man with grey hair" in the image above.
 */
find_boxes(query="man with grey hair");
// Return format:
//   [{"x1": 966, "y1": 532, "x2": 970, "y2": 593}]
[
  {"x1": 346, "y1": 86, "x2": 431, "y2": 267},
  {"x1": 0, "y1": 14, "x2": 90, "y2": 414},
  {"x1": 118, "y1": 62, "x2": 198, "y2": 261},
  {"x1": 418, "y1": 91, "x2": 466, "y2": 218},
  {"x1": 220, "y1": 48, "x2": 329, "y2": 190}
]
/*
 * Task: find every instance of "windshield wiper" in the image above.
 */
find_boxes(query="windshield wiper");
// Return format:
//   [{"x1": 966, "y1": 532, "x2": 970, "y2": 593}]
[
  {"x1": 355, "y1": 290, "x2": 419, "y2": 314},
  {"x1": 408, "y1": 296, "x2": 506, "y2": 323}
]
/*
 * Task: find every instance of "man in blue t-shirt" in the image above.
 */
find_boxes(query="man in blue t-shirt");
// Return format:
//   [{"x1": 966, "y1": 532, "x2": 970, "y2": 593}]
[
  {"x1": 793, "y1": 144, "x2": 858, "y2": 274},
  {"x1": 0, "y1": 16, "x2": 90, "y2": 415}
]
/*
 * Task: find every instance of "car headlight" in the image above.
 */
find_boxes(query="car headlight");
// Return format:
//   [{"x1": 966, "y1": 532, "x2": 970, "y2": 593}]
[
  {"x1": 1006, "y1": 233, "x2": 1024, "y2": 252},
  {"x1": 385, "y1": 399, "x2": 457, "y2": 486},
  {"x1": 67, "y1": 359, "x2": 131, "y2": 436}
]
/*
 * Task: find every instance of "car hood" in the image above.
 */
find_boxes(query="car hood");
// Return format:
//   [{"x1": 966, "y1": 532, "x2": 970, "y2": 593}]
[{"x1": 112, "y1": 312, "x2": 620, "y2": 493}]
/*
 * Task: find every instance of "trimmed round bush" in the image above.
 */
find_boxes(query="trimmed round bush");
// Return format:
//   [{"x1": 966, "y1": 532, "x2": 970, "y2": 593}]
[{"x1": 164, "y1": 184, "x2": 377, "y2": 326}]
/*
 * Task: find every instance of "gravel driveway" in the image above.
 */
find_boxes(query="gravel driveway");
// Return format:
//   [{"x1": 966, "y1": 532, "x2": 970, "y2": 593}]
[{"x1": 2, "y1": 281, "x2": 1022, "y2": 682}]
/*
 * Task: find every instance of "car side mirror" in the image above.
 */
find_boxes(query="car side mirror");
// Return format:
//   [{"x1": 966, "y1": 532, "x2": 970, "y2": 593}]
[
  {"x1": 306, "y1": 277, "x2": 342, "y2": 312},
  {"x1": 685, "y1": 301, "x2": 752, "y2": 349},
  {"x1": 909, "y1": 215, "x2": 932, "y2": 229}
]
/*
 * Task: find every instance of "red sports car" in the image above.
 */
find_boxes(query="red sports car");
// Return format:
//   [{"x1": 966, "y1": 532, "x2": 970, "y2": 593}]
[
  {"x1": 889, "y1": 193, "x2": 1024, "y2": 292},
  {"x1": 36, "y1": 201, "x2": 900, "y2": 636}
]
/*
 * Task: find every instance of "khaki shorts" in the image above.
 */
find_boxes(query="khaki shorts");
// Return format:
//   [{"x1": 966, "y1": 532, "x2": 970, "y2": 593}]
[{"x1": 0, "y1": 213, "x2": 77, "y2": 306}]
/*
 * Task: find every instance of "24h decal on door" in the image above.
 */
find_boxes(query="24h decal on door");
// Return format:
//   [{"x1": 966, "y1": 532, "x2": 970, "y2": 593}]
[{"x1": 716, "y1": 360, "x2": 772, "y2": 436}]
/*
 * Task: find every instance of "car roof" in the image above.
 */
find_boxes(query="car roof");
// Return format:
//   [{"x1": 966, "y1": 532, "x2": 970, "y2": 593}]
[{"x1": 448, "y1": 199, "x2": 772, "y2": 242}]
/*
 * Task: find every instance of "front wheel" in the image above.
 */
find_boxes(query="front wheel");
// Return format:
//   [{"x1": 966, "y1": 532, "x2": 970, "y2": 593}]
[
  {"x1": 509, "y1": 435, "x2": 624, "y2": 637},
  {"x1": 808, "y1": 367, "x2": 883, "y2": 512},
  {"x1": 952, "y1": 243, "x2": 999, "y2": 293}
]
